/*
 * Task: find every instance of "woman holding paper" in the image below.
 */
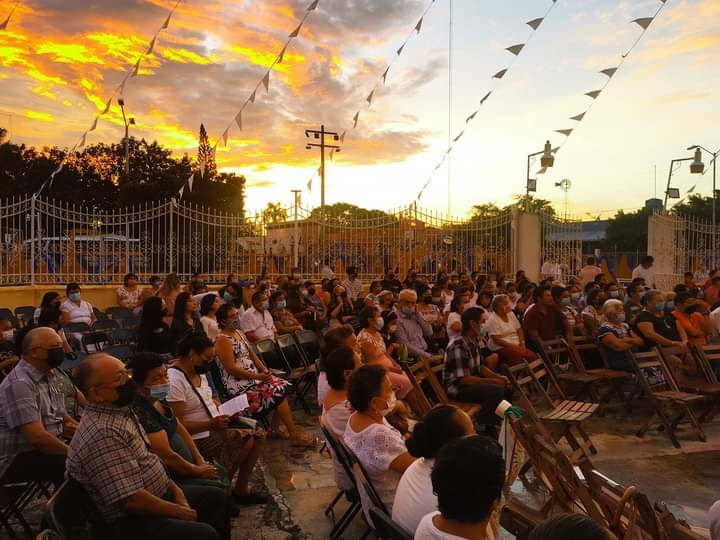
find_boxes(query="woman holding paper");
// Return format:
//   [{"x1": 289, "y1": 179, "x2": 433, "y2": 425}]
[
  {"x1": 166, "y1": 334, "x2": 268, "y2": 505},
  {"x1": 215, "y1": 303, "x2": 316, "y2": 447}
]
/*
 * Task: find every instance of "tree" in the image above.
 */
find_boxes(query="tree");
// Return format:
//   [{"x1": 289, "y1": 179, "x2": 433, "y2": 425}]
[
  {"x1": 672, "y1": 195, "x2": 717, "y2": 222},
  {"x1": 196, "y1": 123, "x2": 217, "y2": 181},
  {"x1": 263, "y1": 202, "x2": 288, "y2": 224},
  {"x1": 509, "y1": 195, "x2": 556, "y2": 215},
  {"x1": 470, "y1": 203, "x2": 503, "y2": 219},
  {"x1": 602, "y1": 208, "x2": 651, "y2": 252},
  {"x1": 308, "y1": 202, "x2": 397, "y2": 226}
]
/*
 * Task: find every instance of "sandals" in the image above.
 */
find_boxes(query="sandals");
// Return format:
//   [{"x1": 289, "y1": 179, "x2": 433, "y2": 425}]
[{"x1": 290, "y1": 434, "x2": 319, "y2": 447}]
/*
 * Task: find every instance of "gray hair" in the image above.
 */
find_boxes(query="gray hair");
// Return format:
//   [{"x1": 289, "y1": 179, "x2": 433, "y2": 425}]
[
  {"x1": 398, "y1": 289, "x2": 417, "y2": 302},
  {"x1": 602, "y1": 299, "x2": 624, "y2": 317}
]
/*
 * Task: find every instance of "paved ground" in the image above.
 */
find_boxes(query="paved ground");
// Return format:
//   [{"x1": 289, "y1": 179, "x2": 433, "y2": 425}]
[{"x1": 8, "y1": 400, "x2": 719, "y2": 539}]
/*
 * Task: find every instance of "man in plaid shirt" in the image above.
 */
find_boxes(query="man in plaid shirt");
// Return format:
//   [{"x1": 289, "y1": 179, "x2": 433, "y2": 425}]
[
  {"x1": 68, "y1": 354, "x2": 230, "y2": 540},
  {"x1": 443, "y1": 307, "x2": 512, "y2": 431}
]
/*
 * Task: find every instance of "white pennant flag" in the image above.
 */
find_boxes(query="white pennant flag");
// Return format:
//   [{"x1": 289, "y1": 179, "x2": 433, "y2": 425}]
[
  {"x1": 249, "y1": 90, "x2": 256, "y2": 104},
  {"x1": 188, "y1": 172, "x2": 195, "y2": 192},
  {"x1": 222, "y1": 128, "x2": 229, "y2": 147},
  {"x1": 526, "y1": 17, "x2": 543, "y2": 30},
  {"x1": 289, "y1": 22, "x2": 303, "y2": 38},
  {"x1": 234, "y1": 111, "x2": 242, "y2": 130},
  {"x1": 536, "y1": 167, "x2": 547, "y2": 175},
  {"x1": 556, "y1": 128, "x2": 573, "y2": 137},
  {"x1": 329, "y1": 149, "x2": 335, "y2": 161},
  {"x1": 381, "y1": 67, "x2": 390, "y2": 84},
  {"x1": 570, "y1": 113, "x2": 586, "y2": 121},
  {"x1": 352, "y1": 112, "x2": 359, "y2": 128},
  {"x1": 102, "y1": 97, "x2": 112, "y2": 115},
  {"x1": 162, "y1": 12, "x2": 172, "y2": 30},
  {"x1": 307, "y1": 0, "x2": 319, "y2": 10},
  {"x1": 631, "y1": 17, "x2": 654, "y2": 30},
  {"x1": 89, "y1": 116, "x2": 98, "y2": 132},
  {"x1": 307, "y1": 178, "x2": 312, "y2": 191},
  {"x1": 493, "y1": 69, "x2": 507, "y2": 79},
  {"x1": 317, "y1": 166, "x2": 322, "y2": 176},
  {"x1": 687, "y1": 185, "x2": 696, "y2": 193},
  {"x1": 480, "y1": 90, "x2": 492, "y2": 104},
  {"x1": 262, "y1": 72, "x2": 270, "y2": 92},
  {"x1": 179, "y1": 186, "x2": 185, "y2": 198},
  {"x1": 600, "y1": 67, "x2": 618, "y2": 78},
  {"x1": 366, "y1": 89, "x2": 374, "y2": 105},
  {"x1": 339, "y1": 130, "x2": 346, "y2": 143},
  {"x1": 130, "y1": 59, "x2": 140, "y2": 78},
  {"x1": 415, "y1": 17, "x2": 423, "y2": 33},
  {"x1": 585, "y1": 90, "x2": 601, "y2": 99},
  {"x1": 505, "y1": 44, "x2": 525, "y2": 56},
  {"x1": 397, "y1": 43, "x2": 405, "y2": 56},
  {"x1": 278, "y1": 43, "x2": 288, "y2": 63}
]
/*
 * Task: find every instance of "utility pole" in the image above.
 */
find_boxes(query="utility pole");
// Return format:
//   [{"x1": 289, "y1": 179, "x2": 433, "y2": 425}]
[
  {"x1": 118, "y1": 98, "x2": 135, "y2": 181},
  {"x1": 291, "y1": 189, "x2": 301, "y2": 269},
  {"x1": 305, "y1": 125, "x2": 341, "y2": 212}
]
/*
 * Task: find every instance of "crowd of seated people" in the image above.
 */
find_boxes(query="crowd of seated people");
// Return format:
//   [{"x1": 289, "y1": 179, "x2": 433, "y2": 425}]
[{"x1": 3, "y1": 260, "x2": 720, "y2": 539}]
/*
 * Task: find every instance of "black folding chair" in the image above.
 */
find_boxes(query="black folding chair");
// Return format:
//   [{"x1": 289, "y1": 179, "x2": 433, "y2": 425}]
[
  {"x1": 43, "y1": 477, "x2": 109, "y2": 540},
  {"x1": 13, "y1": 306, "x2": 35, "y2": 328},
  {"x1": 253, "y1": 339, "x2": 290, "y2": 376},
  {"x1": 91, "y1": 319, "x2": 119, "y2": 332},
  {"x1": 110, "y1": 327, "x2": 138, "y2": 346},
  {"x1": 277, "y1": 333, "x2": 316, "y2": 413},
  {"x1": 369, "y1": 506, "x2": 412, "y2": 540},
  {"x1": 81, "y1": 331, "x2": 110, "y2": 354},
  {"x1": 63, "y1": 322, "x2": 91, "y2": 335},
  {"x1": 0, "y1": 308, "x2": 18, "y2": 329},
  {"x1": 1, "y1": 480, "x2": 52, "y2": 540},
  {"x1": 92, "y1": 308, "x2": 107, "y2": 322},
  {"x1": 101, "y1": 344, "x2": 135, "y2": 363},
  {"x1": 294, "y1": 330, "x2": 321, "y2": 366}
]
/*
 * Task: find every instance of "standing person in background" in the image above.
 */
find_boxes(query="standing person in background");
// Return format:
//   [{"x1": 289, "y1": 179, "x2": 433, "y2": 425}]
[
  {"x1": 320, "y1": 258, "x2": 335, "y2": 280},
  {"x1": 341, "y1": 266, "x2": 363, "y2": 302},
  {"x1": 158, "y1": 273, "x2": 183, "y2": 326},
  {"x1": 116, "y1": 272, "x2": 144, "y2": 312},
  {"x1": 578, "y1": 256, "x2": 602, "y2": 287},
  {"x1": 632, "y1": 256, "x2": 656, "y2": 289}
]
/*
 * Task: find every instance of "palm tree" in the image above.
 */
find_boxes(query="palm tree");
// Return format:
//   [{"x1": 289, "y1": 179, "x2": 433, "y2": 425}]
[
  {"x1": 262, "y1": 202, "x2": 288, "y2": 224},
  {"x1": 511, "y1": 195, "x2": 556, "y2": 215}
]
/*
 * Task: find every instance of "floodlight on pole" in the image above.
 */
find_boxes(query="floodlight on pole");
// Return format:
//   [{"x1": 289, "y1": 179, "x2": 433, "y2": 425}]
[
  {"x1": 687, "y1": 143, "x2": 719, "y2": 269},
  {"x1": 526, "y1": 141, "x2": 555, "y2": 210},
  {"x1": 689, "y1": 147, "x2": 705, "y2": 174}
]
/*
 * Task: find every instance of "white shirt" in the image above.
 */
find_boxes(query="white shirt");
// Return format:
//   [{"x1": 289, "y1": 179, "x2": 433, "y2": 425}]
[
  {"x1": 393, "y1": 458, "x2": 436, "y2": 533},
  {"x1": 486, "y1": 312, "x2": 521, "y2": 351},
  {"x1": 321, "y1": 265, "x2": 336, "y2": 280},
  {"x1": 578, "y1": 265, "x2": 602, "y2": 286},
  {"x1": 631, "y1": 264, "x2": 656, "y2": 287},
  {"x1": 60, "y1": 299, "x2": 93, "y2": 325},
  {"x1": 709, "y1": 500, "x2": 720, "y2": 540},
  {"x1": 200, "y1": 315, "x2": 219, "y2": 342},
  {"x1": 321, "y1": 400, "x2": 353, "y2": 491},
  {"x1": 710, "y1": 306, "x2": 720, "y2": 334},
  {"x1": 317, "y1": 371, "x2": 330, "y2": 406},
  {"x1": 446, "y1": 312, "x2": 462, "y2": 344},
  {"x1": 167, "y1": 369, "x2": 218, "y2": 440},
  {"x1": 240, "y1": 307, "x2": 276, "y2": 341},
  {"x1": 414, "y1": 513, "x2": 465, "y2": 540}
]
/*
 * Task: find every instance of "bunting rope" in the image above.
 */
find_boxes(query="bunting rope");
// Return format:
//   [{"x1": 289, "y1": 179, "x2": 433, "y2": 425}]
[
  {"x1": 535, "y1": 0, "x2": 668, "y2": 177},
  {"x1": 0, "y1": 1, "x2": 19, "y2": 31},
  {"x1": 36, "y1": 0, "x2": 184, "y2": 196},
  {"x1": 414, "y1": 0, "x2": 558, "y2": 203},
  {"x1": 305, "y1": 0, "x2": 440, "y2": 197}
]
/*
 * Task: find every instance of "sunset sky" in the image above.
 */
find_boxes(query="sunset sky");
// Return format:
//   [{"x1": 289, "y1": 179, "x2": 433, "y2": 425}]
[{"x1": 1, "y1": 0, "x2": 719, "y2": 218}]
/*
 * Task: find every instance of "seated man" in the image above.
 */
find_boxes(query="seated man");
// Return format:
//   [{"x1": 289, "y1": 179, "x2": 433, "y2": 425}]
[
  {"x1": 522, "y1": 284, "x2": 572, "y2": 353},
  {"x1": 394, "y1": 289, "x2": 440, "y2": 362},
  {"x1": 0, "y1": 327, "x2": 73, "y2": 487},
  {"x1": 68, "y1": 353, "x2": 230, "y2": 540},
  {"x1": 442, "y1": 308, "x2": 511, "y2": 433},
  {"x1": 240, "y1": 291, "x2": 278, "y2": 343},
  {"x1": 415, "y1": 435, "x2": 504, "y2": 540}
]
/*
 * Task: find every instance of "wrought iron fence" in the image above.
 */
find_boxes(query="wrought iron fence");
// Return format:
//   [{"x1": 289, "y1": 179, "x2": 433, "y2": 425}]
[
  {"x1": 540, "y1": 213, "x2": 583, "y2": 283},
  {"x1": 0, "y1": 196, "x2": 514, "y2": 285}
]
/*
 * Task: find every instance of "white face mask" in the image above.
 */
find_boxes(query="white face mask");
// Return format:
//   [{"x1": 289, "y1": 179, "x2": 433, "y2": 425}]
[
  {"x1": 1, "y1": 330, "x2": 14, "y2": 341},
  {"x1": 377, "y1": 392, "x2": 397, "y2": 417}
]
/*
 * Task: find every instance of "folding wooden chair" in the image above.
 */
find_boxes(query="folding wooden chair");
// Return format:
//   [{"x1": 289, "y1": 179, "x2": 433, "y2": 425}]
[
  {"x1": 539, "y1": 338, "x2": 605, "y2": 404},
  {"x1": 658, "y1": 344, "x2": 720, "y2": 423},
  {"x1": 627, "y1": 350, "x2": 706, "y2": 448},
  {"x1": 418, "y1": 358, "x2": 481, "y2": 418},
  {"x1": 693, "y1": 343, "x2": 720, "y2": 382},
  {"x1": 654, "y1": 501, "x2": 709, "y2": 540},
  {"x1": 503, "y1": 358, "x2": 598, "y2": 463},
  {"x1": 398, "y1": 359, "x2": 433, "y2": 417}
]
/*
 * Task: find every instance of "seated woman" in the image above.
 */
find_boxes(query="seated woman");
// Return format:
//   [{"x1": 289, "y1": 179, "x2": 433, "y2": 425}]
[
  {"x1": 129, "y1": 352, "x2": 229, "y2": 492},
  {"x1": 486, "y1": 294, "x2": 537, "y2": 367},
  {"x1": 446, "y1": 288, "x2": 471, "y2": 344},
  {"x1": 137, "y1": 296, "x2": 173, "y2": 356},
  {"x1": 417, "y1": 287, "x2": 446, "y2": 348},
  {"x1": 318, "y1": 325, "x2": 359, "y2": 406},
  {"x1": 633, "y1": 290, "x2": 686, "y2": 351},
  {"x1": 582, "y1": 288, "x2": 606, "y2": 338},
  {"x1": 170, "y1": 292, "x2": 207, "y2": 343},
  {"x1": 328, "y1": 284, "x2": 357, "y2": 329},
  {"x1": 596, "y1": 299, "x2": 644, "y2": 372},
  {"x1": 199, "y1": 293, "x2": 222, "y2": 342},
  {"x1": 356, "y1": 306, "x2": 413, "y2": 399},
  {"x1": 392, "y1": 405, "x2": 477, "y2": 535},
  {"x1": 116, "y1": 272, "x2": 144, "y2": 312},
  {"x1": 285, "y1": 284, "x2": 317, "y2": 330},
  {"x1": 344, "y1": 364, "x2": 415, "y2": 513},
  {"x1": 321, "y1": 345, "x2": 361, "y2": 492},
  {"x1": 167, "y1": 334, "x2": 268, "y2": 504},
  {"x1": 269, "y1": 290, "x2": 304, "y2": 334},
  {"x1": 672, "y1": 291, "x2": 715, "y2": 347},
  {"x1": 214, "y1": 303, "x2": 315, "y2": 447}
]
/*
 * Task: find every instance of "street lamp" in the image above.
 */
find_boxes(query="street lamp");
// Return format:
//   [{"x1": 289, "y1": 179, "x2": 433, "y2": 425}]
[
  {"x1": 525, "y1": 141, "x2": 555, "y2": 211},
  {"x1": 687, "y1": 144, "x2": 719, "y2": 267},
  {"x1": 663, "y1": 157, "x2": 694, "y2": 210},
  {"x1": 118, "y1": 98, "x2": 135, "y2": 179}
]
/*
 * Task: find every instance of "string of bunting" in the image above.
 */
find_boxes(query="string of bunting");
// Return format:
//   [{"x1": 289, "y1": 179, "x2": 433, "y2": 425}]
[
  {"x1": 37, "y1": 0, "x2": 184, "y2": 196},
  {"x1": 535, "y1": 0, "x2": 668, "y2": 177},
  {"x1": 307, "y1": 0, "x2": 440, "y2": 196},
  {"x1": 0, "y1": 1, "x2": 19, "y2": 31},
  {"x1": 414, "y1": 0, "x2": 558, "y2": 203}
]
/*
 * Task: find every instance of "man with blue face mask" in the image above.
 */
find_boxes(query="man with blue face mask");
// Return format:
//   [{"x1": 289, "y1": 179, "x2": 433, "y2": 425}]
[
  {"x1": 239, "y1": 291, "x2": 277, "y2": 343},
  {"x1": 60, "y1": 282, "x2": 95, "y2": 328},
  {"x1": 393, "y1": 289, "x2": 442, "y2": 363}
]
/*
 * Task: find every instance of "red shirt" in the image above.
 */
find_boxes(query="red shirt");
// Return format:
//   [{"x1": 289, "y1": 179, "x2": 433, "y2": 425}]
[
  {"x1": 523, "y1": 303, "x2": 566, "y2": 342},
  {"x1": 671, "y1": 309, "x2": 707, "y2": 346}
]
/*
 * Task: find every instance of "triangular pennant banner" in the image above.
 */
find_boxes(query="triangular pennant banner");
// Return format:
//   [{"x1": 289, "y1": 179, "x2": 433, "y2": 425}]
[
  {"x1": 119, "y1": 78, "x2": 127, "y2": 95},
  {"x1": 289, "y1": 22, "x2": 303, "y2": 38},
  {"x1": 146, "y1": 36, "x2": 157, "y2": 55},
  {"x1": 382, "y1": 67, "x2": 390, "y2": 84},
  {"x1": 480, "y1": 90, "x2": 492, "y2": 104},
  {"x1": 78, "y1": 133, "x2": 87, "y2": 148},
  {"x1": 101, "y1": 98, "x2": 112, "y2": 115},
  {"x1": 262, "y1": 72, "x2": 270, "y2": 92},
  {"x1": 307, "y1": 178, "x2": 312, "y2": 191},
  {"x1": 130, "y1": 59, "x2": 140, "y2": 78},
  {"x1": 278, "y1": 43, "x2": 288, "y2": 63},
  {"x1": 307, "y1": 0, "x2": 319, "y2": 10},
  {"x1": 555, "y1": 129, "x2": 573, "y2": 137},
  {"x1": 552, "y1": 147, "x2": 560, "y2": 153},
  {"x1": 0, "y1": 13, "x2": 10, "y2": 31},
  {"x1": 687, "y1": 185, "x2": 696, "y2": 193},
  {"x1": 221, "y1": 128, "x2": 229, "y2": 147},
  {"x1": 178, "y1": 186, "x2": 184, "y2": 198},
  {"x1": 234, "y1": 111, "x2": 242, "y2": 130},
  {"x1": 249, "y1": 90, "x2": 256, "y2": 104},
  {"x1": 585, "y1": 90, "x2": 601, "y2": 99},
  {"x1": 352, "y1": 112, "x2": 359, "y2": 128},
  {"x1": 329, "y1": 149, "x2": 335, "y2": 161},
  {"x1": 397, "y1": 43, "x2": 405, "y2": 56},
  {"x1": 570, "y1": 113, "x2": 586, "y2": 121},
  {"x1": 631, "y1": 17, "x2": 654, "y2": 30},
  {"x1": 526, "y1": 17, "x2": 544, "y2": 30},
  {"x1": 162, "y1": 12, "x2": 172, "y2": 30},
  {"x1": 339, "y1": 130, "x2": 346, "y2": 143},
  {"x1": 493, "y1": 69, "x2": 507, "y2": 79},
  {"x1": 465, "y1": 111, "x2": 477, "y2": 124},
  {"x1": 505, "y1": 44, "x2": 525, "y2": 56},
  {"x1": 188, "y1": 172, "x2": 194, "y2": 192},
  {"x1": 366, "y1": 89, "x2": 374, "y2": 105},
  {"x1": 415, "y1": 17, "x2": 423, "y2": 33},
  {"x1": 89, "y1": 116, "x2": 98, "y2": 132},
  {"x1": 453, "y1": 131, "x2": 465, "y2": 143},
  {"x1": 600, "y1": 67, "x2": 618, "y2": 78},
  {"x1": 317, "y1": 166, "x2": 322, "y2": 176}
]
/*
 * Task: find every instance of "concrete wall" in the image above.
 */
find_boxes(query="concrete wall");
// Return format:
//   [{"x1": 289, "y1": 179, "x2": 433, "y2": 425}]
[
  {"x1": 512, "y1": 211, "x2": 541, "y2": 282},
  {"x1": 0, "y1": 285, "x2": 124, "y2": 311}
]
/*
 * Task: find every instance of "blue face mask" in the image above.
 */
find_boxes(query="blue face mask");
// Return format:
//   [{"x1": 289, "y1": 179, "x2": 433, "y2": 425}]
[
  {"x1": 149, "y1": 383, "x2": 171, "y2": 401},
  {"x1": 401, "y1": 306, "x2": 415, "y2": 317},
  {"x1": 561, "y1": 298, "x2": 571, "y2": 307},
  {"x1": 655, "y1": 302, "x2": 665, "y2": 312},
  {"x1": 260, "y1": 300, "x2": 270, "y2": 310},
  {"x1": 223, "y1": 292, "x2": 233, "y2": 303},
  {"x1": 277, "y1": 300, "x2": 287, "y2": 309},
  {"x1": 69, "y1": 292, "x2": 81, "y2": 302},
  {"x1": 609, "y1": 290, "x2": 620, "y2": 298},
  {"x1": 665, "y1": 301, "x2": 675, "y2": 310},
  {"x1": 571, "y1": 292, "x2": 580, "y2": 301}
]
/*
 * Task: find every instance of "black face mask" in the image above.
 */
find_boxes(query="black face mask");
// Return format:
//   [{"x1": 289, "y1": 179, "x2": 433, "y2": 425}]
[
  {"x1": 45, "y1": 347, "x2": 65, "y2": 369},
  {"x1": 114, "y1": 379, "x2": 137, "y2": 407},
  {"x1": 194, "y1": 361, "x2": 211, "y2": 375}
]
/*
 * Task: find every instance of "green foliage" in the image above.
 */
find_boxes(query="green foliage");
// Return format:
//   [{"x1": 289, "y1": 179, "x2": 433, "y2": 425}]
[
  {"x1": 672, "y1": 194, "x2": 716, "y2": 222},
  {"x1": 601, "y1": 208, "x2": 651, "y2": 252},
  {"x1": 262, "y1": 202, "x2": 288, "y2": 224},
  {"x1": 469, "y1": 196, "x2": 555, "y2": 219},
  {"x1": 308, "y1": 203, "x2": 397, "y2": 225},
  {"x1": 196, "y1": 123, "x2": 217, "y2": 181}
]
